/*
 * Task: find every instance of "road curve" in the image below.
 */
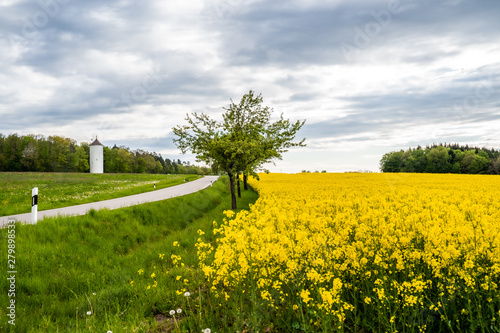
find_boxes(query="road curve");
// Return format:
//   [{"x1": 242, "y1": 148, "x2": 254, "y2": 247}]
[{"x1": 0, "y1": 175, "x2": 219, "y2": 227}]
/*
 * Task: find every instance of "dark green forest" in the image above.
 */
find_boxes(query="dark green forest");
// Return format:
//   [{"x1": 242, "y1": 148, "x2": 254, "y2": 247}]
[
  {"x1": 380, "y1": 143, "x2": 500, "y2": 174},
  {"x1": 0, "y1": 133, "x2": 211, "y2": 174}
]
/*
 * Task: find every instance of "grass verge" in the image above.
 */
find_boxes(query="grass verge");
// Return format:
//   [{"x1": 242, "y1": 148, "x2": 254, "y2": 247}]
[{"x1": 0, "y1": 176, "x2": 258, "y2": 332}]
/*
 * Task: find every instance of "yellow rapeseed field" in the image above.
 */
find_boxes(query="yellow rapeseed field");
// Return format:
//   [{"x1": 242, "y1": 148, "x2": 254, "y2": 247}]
[{"x1": 198, "y1": 173, "x2": 500, "y2": 332}]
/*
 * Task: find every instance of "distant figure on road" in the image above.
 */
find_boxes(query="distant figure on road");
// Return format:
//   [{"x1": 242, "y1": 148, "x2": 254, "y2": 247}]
[{"x1": 154, "y1": 182, "x2": 156, "y2": 189}]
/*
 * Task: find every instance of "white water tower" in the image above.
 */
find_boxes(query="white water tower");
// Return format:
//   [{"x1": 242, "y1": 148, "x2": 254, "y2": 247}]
[{"x1": 89, "y1": 138, "x2": 104, "y2": 174}]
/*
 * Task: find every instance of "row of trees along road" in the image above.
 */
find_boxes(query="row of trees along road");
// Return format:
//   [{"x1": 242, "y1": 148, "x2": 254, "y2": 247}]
[
  {"x1": 380, "y1": 143, "x2": 500, "y2": 174},
  {"x1": 173, "y1": 90, "x2": 306, "y2": 209},
  {"x1": 0, "y1": 133, "x2": 210, "y2": 174}
]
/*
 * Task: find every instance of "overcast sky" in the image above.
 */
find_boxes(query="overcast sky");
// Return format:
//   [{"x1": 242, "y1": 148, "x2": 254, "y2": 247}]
[{"x1": 1, "y1": 0, "x2": 499, "y2": 172}]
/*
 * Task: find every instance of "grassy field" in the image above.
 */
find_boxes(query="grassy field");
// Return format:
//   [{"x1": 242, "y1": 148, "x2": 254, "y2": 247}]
[
  {"x1": 0, "y1": 176, "x2": 258, "y2": 332},
  {"x1": 0, "y1": 173, "x2": 200, "y2": 216}
]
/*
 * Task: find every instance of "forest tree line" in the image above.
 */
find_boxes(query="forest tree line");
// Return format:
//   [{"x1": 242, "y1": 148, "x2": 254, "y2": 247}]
[
  {"x1": 0, "y1": 133, "x2": 211, "y2": 174},
  {"x1": 380, "y1": 143, "x2": 500, "y2": 174}
]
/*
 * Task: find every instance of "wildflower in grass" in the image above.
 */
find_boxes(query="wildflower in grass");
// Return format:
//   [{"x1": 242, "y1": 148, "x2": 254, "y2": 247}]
[
  {"x1": 130, "y1": 280, "x2": 134, "y2": 286},
  {"x1": 153, "y1": 281, "x2": 158, "y2": 288},
  {"x1": 159, "y1": 253, "x2": 165, "y2": 260},
  {"x1": 176, "y1": 275, "x2": 182, "y2": 281},
  {"x1": 364, "y1": 297, "x2": 371, "y2": 304},
  {"x1": 173, "y1": 241, "x2": 180, "y2": 247},
  {"x1": 177, "y1": 308, "x2": 182, "y2": 314},
  {"x1": 184, "y1": 291, "x2": 191, "y2": 297},
  {"x1": 151, "y1": 272, "x2": 156, "y2": 278},
  {"x1": 146, "y1": 285, "x2": 151, "y2": 290},
  {"x1": 169, "y1": 310, "x2": 175, "y2": 316},
  {"x1": 86, "y1": 311, "x2": 92, "y2": 315},
  {"x1": 138, "y1": 269, "x2": 144, "y2": 275},
  {"x1": 197, "y1": 229, "x2": 205, "y2": 235},
  {"x1": 171, "y1": 254, "x2": 182, "y2": 265},
  {"x1": 202, "y1": 329, "x2": 211, "y2": 333},
  {"x1": 300, "y1": 289, "x2": 312, "y2": 304}
]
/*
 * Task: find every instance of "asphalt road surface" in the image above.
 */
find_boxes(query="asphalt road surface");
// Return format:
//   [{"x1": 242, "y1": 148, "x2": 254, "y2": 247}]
[{"x1": 0, "y1": 175, "x2": 219, "y2": 227}]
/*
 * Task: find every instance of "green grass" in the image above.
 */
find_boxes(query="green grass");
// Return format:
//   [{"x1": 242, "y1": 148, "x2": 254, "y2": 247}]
[
  {"x1": 0, "y1": 176, "x2": 258, "y2": 332},
  {"x1": 0, "y1": 173, "x2": 200, "y2": 216}
]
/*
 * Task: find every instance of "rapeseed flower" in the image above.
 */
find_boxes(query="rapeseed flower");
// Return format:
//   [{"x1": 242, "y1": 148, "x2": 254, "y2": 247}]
[{"x1": 198, "y1": 173, "x2": 500, "y2": 331}]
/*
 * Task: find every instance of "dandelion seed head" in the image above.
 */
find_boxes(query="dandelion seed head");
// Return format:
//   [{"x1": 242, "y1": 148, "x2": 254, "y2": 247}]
[{"x1": 169, "y1": 310, "x2": 175, "y2": 316}]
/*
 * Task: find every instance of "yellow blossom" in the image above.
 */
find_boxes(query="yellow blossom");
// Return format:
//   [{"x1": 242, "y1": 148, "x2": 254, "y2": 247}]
[{"x1": 300, "y1": 289, "x2": 312, "y2": 304}]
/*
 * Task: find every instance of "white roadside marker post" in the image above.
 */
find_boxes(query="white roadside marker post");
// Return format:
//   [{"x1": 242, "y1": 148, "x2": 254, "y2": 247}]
[{"x1": 32, "y1": 187, "x2": 38, "y2": 224}]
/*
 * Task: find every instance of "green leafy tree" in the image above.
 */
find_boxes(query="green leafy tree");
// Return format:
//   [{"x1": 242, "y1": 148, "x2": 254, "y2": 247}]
[
  {"x1": 470, "y1": 155, "x2": 490, "y2": 174},
  {"x1": 48, "y1": 136, "x2": 71, "y2": 172},
  {"x1": 76, "y1": 144, "x2": 90, "y2": 172},
  {"x1": 380, "y1": 150, "x2": 404, "y2": 172},
  {"x1": 425, "y1": 146, "x2": 451, "y2": 173},
  {"x1": 460, "y1": 151, "x2": 476, "y2": 174},
  {"x1": 492, "y1": 156, "x2": 500, "y2": 174},
  {"x1": 4, "y1": 134, "x2": 23, "y2": 171},
  {"x1": 381, "y1": 144, "x2": 500, "y2": 175},
  {"x1": 222, "y1": 90, "x2": 306, "y2": 190},
  {"x1": 407, "y1": 148, "x2": 426, "y2": 173},
  {"x1": 173, "y1": 91, "x2": 306, "y2": 209}
]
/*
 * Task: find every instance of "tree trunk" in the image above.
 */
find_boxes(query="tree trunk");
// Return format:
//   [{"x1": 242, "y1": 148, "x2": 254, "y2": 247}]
[
  {"x1": 228, "y1": 171, "x2": 237, "y2": 209},
  {"x1": 237, "y1": 176, "x2": 241, "y2": 198},
  {"x1": 243, "y1": 173, "x2": 248, "y2": 190}
]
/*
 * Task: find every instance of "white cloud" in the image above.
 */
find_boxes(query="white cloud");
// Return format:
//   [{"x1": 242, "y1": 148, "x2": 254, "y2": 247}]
[{"x1": 1, "y1": 0, "x2": 499, "y2": 172}]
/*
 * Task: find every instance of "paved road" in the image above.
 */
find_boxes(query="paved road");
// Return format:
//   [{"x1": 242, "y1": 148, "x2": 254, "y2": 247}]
[{"x1": 0, "y1": 175, "x2": 219, "y2": 227}]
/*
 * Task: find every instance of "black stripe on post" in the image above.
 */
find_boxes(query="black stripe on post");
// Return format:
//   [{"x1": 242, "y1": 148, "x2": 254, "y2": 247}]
[{"x1": 32, "y1": 195, "x2": 38, "y2": 207}]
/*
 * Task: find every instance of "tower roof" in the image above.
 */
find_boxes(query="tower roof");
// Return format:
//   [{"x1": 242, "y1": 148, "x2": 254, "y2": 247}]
[{"x1": 90, "y1": 138, "x2": 103, "y2": 146}]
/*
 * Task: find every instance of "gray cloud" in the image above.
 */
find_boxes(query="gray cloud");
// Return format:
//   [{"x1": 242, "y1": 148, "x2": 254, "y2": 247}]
[
  {"x1": 1, "y1": 0, "x2": 499, "y2": 171},
  {"x1": 207, "y1": 0, "x2": 500, "y2": 67}
]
